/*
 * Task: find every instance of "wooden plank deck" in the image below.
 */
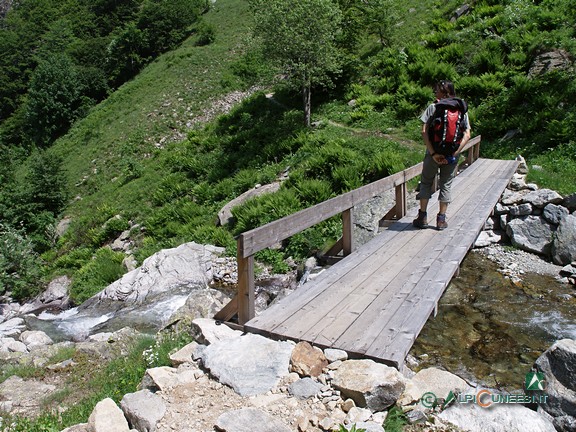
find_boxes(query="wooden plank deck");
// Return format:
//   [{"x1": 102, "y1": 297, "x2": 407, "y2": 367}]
[{"x1": 244, "y1": 158, "x2": 519, "y2": 368}]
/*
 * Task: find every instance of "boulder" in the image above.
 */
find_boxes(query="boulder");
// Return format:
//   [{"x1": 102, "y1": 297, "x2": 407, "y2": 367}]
[
  {"x1": 324, "y1": 348, "x2": 348, "y2": 363},
  {"x1": 522, "y1": 189, "x2": 563, "y2": 208},
  {"x1": 88, "y1": 398, "x2": 132, "y2": 432},
  {"x1": 534, "y1": 339, "x2": 576, "y2": 420},
  {"x1": 200, "y1": 333, "x2": 293, "y2": 396},
  {"x1": 331, "y1": 359, "x2": 406, "y2": 411},
  {"x1": 543, "y1": 203, "x2": 569, "y2": 225},
  {"x1": 509, "y1": 203, "x2": 532, "y2": 217},
  {"x1": 398, "y1": 367, "x2": 472, "y2": 407},
  {"x1": 506, "y1": 216, "x2": 555, "y2": 256},
  {"x1": 501, "y1": 189, "x2": 529, "y2": 206},
  {"x1": 288, "y1": 377, "x2": 323, "y2": 399},
  {"x1": 19, "y1": 330, "x2": 53, "y2": 350},
  {"x1": 120, "y1": 389, "x2": 166, "y2": 432},
  {"x1": 217, "y1": 182, "x2": 281, "y2": 226},
  {"x1": 290, "y1": 341, "x2": 328, "y2": 377},
  {"x1": 439, "y1": 391, "x2": 556, "y2": 431},
  {"x1": 563, "y1": 193, "x2": 576, "y2": 212},
  {"x1": 191, "y1": 318, "x2": 242, "y2": 345},
  {"x1": 0, "y1": 317, "x2": 26, "y2": 338},
  {"x1": 552, "y1": 214, "x2": 576, "y2": 265}
]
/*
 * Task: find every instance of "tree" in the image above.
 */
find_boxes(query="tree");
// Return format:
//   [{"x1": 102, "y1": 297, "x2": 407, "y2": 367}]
[
  {"x1": 250, "y1": 0, "x2": 343, "y2": 127},
  {"x1": 25, "y1": 54, "x2": 82, "y2": 146},
  {"x1": 360, "y1": 0, "x2": 400, "y2": 48}
]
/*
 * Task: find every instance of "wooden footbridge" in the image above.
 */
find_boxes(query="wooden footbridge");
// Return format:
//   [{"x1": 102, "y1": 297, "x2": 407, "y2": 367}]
[{"x1": 214, "y1": 136, "x2": 519, "y2": 369}]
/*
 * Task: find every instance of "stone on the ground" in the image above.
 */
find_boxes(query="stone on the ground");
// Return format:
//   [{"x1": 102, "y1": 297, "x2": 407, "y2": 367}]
[
  {"x1": 563, "y1": 193, "x2": 576, "y2": 212},
  {"x1": 534, "y1": 339, "x2": 576, "y2": 421},
  {"x1": 474, "y1": 230, "x2": 501, "y2": 248},
  {"x1": 506, "y1": 216, "x2": 554, "y2": 256},
  {"x1": 215, "y1": 407, "x2": 291, "y2": 432},
  {"x1": 398, "y1": 367, "x2": 472, "y2": 407},
  {"x1": 140, "y1": 366, "x2": 198, "y2": 392},
  {"x1": 200, "y1": 333, "x2": 293, "y2": 396},
  {"x1": 331, "y1": 359, "x2": 405, "y2": 411},
  {"x1": 19, "y1": 330, "x2": 53, "y2": 349},
  {"x1": 120, "y1": 389, "x2": 166, "y2": 432},
  {"x1": 543, "y1": 203, "x2": 569, "y2": 225},
  {"x1": 439, "y1": 393, "x2": 556, "y2": 432},
  {"x1": 288, "y1": 377, "x2": 323, "y2": 399},
  {"x1": 324, "y1": 348, "x2": 348, "y2": 363},
  {"x1": 0, "y1": 317, "x2": 25, "y2": 338},
  {"x1": 522, "y1": 189, "x2": 563, "y2": 208},
  {"x1": 552, "y1": 214, "x2": 576, "y2": 265},
  {"x1": 169, "y1": 341, "x2": 199, "y2": 366},
  {"x1": 290, "y1": 341, "x2": 328, "y2": 377},
  {"x1": 88, "y1": 398, "x2": 132, "y2": 432},
  {"x1": 191, "y1": 318, "x2": 242, "y2": 345}
]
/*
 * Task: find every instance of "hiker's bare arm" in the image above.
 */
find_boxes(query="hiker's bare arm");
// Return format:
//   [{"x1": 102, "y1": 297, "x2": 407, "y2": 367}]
[{"x1": 455, "y1": 127, "x2": 471, "y2": 155}]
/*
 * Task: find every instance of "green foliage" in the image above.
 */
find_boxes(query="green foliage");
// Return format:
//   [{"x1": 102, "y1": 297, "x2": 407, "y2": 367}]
[
  {"x1": 255, "y1": 249, "x2": 291, "y2": 273},
  {"x1": 338, "y1": 424, "x2": 366, "y2": 432},
  {"x1": 250, "y1": 0, "x2": 343, "y2": 125},
  {"x1": 232, "y1": 189, "x2": 302, "y2": 235},
  {"x1": 383, "y1": 405, "x2": 409, "y2": 432},
  {"x1": 25, "y1": 54, "x2": 84, "y2": 147},
  {"x1": 69, "y1": 247, "x2": 125, "y2": 304},
  {"x1": 195, "y1": 19, "x2": 216, "y2": 46},
  {"x1": 0, "y1": 225, "x2": 43, "y2": 300}
]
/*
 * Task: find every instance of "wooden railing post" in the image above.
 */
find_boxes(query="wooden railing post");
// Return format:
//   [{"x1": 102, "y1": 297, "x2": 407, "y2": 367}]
[
  {"x1": 237, "y1": 236, "x2": 255, "y2": 325},
  {"x1": 394, "y1": 181, "x2": 407, "y2": 219},
  {"x1": 342, "y1": 208, "x2": 353, "y2": 256}
]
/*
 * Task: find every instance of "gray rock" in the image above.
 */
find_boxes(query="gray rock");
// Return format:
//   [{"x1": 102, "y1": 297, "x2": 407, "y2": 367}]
[
  {"x1": 19, "y1": 330, "x2": 53, "y2": 349},
  {"x1": 522, "y1": 189, "x2": 564, "y2": 208},
  {"x1": 331, "y1": 359, "x2": 406, "y2": 411},
  {"x1": 553, "y1": 415, "x2": 576, "y2": 432},
  {"x1": 288, "y1": 377, "x2": 323, "y2": 399},
  {"x1": 474, "y1": 230, "x2": 501, "y2": 248},
  {"x1": 439, "y1": 392, "x2": 556, "y2": 431},
  {"x1": 0, "y1": 337, "x2": 27, "y2": 353},
  {"x1": 120, "y1": 389, "x2": 166, "y2": 432},
  {"x1": 494, "y1": 202, "x2": 510, "y2": 215},
  {"x1": 563, "y1": 193, "x2": 576, "y2": 212},
  {"x1": 191, "y1": 318, "x2": 242, "y2": 345},
  {"x1": 169, "y1": 341, "x2": 199, "y2": 366},
  {"x1": 398, "y1": 367, "x2": 472, "y2": 407},
  {"x1": 552, "y1": 214, "x2": 576, "y2": 265},
  {"x1": 560, "y1": 264, "x2": 576, "y2": 277},
  {"x1": 0, "y1": 317, "x2": 26, "y2": 338},
  {"x1": 88, "y1": 398, "x2": 132, "y2": 432},
  {"x1": 509, "y1": 203, "x2": 533, "y2": 217},
  {"x1": 516, "y1": 155, "x2": 529, "y2": 174},
  {"x1": 200, "y1": 333, "x2": 293, "y2": 396},
  {"x1": 508, "y1": 174, "x2": 528, "y2": 191},
  {"x1": 215, "y1": 408, "x2": 291, "y2": 432},
  {"x1": 506, "y1": 216, "x2": 555, "y2": 256},
  {"x1": 499, "y1": 214, "x2": 508, "y2": 230},
  {"x1": 501, "y1": 189, "x2": 529, "y2": 206},
  {"x1": 534, "y1": 339, "x2": 576, "y2": 419},
  {"x1": 543, "y1": 203, "x2": 569, "y2": 225},
  {"x1": 217, "y1": 182, "x2": 281, "y2": 226},
  {"x1": 324, "y1": 348, "x2": 348, "y2": 363}
]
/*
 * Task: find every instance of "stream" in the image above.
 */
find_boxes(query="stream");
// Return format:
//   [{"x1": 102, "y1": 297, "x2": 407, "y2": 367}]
[{"x1": 410, "y1": 250, "x2": 576, "y2": 391}]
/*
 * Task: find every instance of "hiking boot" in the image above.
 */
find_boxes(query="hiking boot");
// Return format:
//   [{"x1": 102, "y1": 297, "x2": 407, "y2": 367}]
[
  {"x1": 413, "y1": 210, "x2": 428, "y2": 229},
  {"x1": 436, "y1": 213, "x2": 448, "y2": 230}
]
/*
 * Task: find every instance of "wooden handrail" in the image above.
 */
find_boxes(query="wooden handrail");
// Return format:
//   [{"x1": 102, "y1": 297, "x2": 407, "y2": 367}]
[{"x1": 214, "y1": 135, "x2": 482, "y2": 324}]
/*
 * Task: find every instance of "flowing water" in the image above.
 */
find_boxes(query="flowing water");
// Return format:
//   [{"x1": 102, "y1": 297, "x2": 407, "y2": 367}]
[{"x1": 410, "y1": 251, "x2": 576, "y2": 391}]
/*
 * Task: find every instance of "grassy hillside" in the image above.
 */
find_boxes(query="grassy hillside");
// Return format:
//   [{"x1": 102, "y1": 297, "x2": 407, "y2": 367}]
[{"x1": 4, "y1": 0, "x2": 575, "y2": 304}]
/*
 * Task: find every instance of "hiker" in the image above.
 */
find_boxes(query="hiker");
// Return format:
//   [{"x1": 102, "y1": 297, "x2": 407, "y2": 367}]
[{"x1": 413, "y1": 80, "x2": 471, "y2": 230}]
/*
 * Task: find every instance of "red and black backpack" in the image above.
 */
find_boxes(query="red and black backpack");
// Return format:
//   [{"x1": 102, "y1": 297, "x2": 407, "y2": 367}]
[{"x1": 427, "y1": 97, "x2": 468, "y2": 156}]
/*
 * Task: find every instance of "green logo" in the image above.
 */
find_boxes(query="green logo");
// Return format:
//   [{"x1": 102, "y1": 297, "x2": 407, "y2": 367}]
[{"x1": 525, "y1": 372, "x2": 545, "y2": 391}]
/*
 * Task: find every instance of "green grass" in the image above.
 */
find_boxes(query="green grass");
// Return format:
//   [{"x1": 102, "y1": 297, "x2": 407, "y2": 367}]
[{"x1": 0, "y1": 329, "x2": 193, "y2": 431}]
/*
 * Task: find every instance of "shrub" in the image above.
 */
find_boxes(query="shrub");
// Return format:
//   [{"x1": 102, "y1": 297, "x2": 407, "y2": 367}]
[
  {"x1": 0, "y1": 224, "x2": 43, "y2": 301},
  {"x1": 69, "y1": 247, "x2": 125, "y2": 304}
]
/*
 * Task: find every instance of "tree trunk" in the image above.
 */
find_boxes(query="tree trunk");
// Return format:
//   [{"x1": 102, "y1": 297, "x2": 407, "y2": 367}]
[{"x1": 303, "y1": 84, "x2": 311, "y2": 127}]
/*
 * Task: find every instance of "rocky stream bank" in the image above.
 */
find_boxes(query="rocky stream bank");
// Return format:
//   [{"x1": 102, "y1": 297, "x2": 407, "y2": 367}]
[{"x1": 1, "y1": 160, "x2": 576, "y2": 432}]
